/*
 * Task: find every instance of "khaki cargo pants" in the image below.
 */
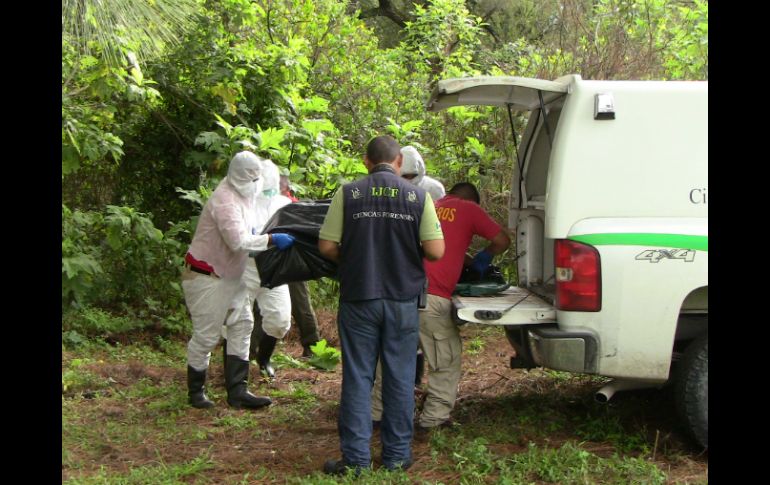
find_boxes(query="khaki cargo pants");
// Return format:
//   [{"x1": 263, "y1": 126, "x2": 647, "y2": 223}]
[{"x1": 372, "y1": 294, "x2": 461, "y2": 428}]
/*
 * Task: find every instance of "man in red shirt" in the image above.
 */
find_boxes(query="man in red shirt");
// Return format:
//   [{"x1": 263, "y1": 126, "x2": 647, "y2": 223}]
[{"x1": 417, "y1": 182, "x2": 510, "y2": 431}]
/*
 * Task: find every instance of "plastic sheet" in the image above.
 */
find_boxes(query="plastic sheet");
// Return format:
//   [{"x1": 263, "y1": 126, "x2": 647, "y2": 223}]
[{"x1": 255, "y1": 201, "x2": 338, "y2": 288}]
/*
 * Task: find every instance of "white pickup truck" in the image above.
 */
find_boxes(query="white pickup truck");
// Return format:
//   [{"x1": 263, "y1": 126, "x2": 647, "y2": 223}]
[{"x1": 427, "y1": 75, "x2": 707, "y2": 448}]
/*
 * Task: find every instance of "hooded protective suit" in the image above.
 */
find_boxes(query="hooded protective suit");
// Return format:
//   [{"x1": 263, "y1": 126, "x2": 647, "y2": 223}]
[
  {"x1": 184, "y1": 151, "x2": 272, "y2": 371},
  {"x1": 223, "y1": 160, "x2": 293, "y2": 362},
  {"x1": 400, "y1": 146, "x2": 446, "y2": 202}
]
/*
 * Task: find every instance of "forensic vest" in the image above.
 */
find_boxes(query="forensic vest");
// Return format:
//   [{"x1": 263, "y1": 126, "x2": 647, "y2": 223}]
[{"x1": 339, "y1": 164, "x2": 427, "y2": 302}]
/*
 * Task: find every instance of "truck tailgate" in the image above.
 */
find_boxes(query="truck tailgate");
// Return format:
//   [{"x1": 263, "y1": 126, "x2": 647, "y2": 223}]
[{"x1": 452, "y1": 286, "x2": 556, "y2": 325}]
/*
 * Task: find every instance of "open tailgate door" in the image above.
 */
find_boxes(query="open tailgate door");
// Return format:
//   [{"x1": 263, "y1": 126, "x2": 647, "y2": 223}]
[
  {"x1": 428, "y1": 76, "x2": 569, "y2": 327},
  {"x1": 427, "y1": 76, "x2": 569, "y2": 112},
  {"x1": 453, "y1": 287, "x2": 555, "y2": 326}
]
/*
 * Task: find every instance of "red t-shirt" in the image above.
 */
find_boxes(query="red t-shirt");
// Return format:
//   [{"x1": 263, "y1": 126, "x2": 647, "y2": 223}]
[{"x1": 425, "y1": 195, "x2": 502, "y2": 299}]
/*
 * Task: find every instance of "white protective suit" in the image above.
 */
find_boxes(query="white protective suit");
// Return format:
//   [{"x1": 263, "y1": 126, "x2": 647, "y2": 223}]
[
  {"x1": 223, "y1": 160, "x2": 293, "y2": 358},
  {"x1": 184, "y1": 151, "x2": 271, "y2": 371},
  {"x1": 401, "y1": 146, "x2": 446, "y2": 202}
]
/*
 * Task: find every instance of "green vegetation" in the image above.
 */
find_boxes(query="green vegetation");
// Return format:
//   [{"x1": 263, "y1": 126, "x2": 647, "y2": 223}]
[
  {"x1": 465, "y1": 335, "x2": 486, "y2": 355},
  {"x1": 63, "y1": 454, "x2": 214, "y2": 485},
  {"x1": 62, "y1": 0, "x2": 708, "y2": 325},
  {"x1": 271, "y1": 352, "x2": 313, "y2": 370},
  {"x1": 506, "y1": 441, "x2": 667, "y2": 484},
  {"x1": 62, "y1": 1, "x2": 707, "y2": 482},
  {"x1": 62, "y1": 334, "x2": 703, "y2": 483},
  {"x1": 307, "y1": 339, "x2": 342, "y2": 371},
  {"x1": 62, "y1": 358, "x2": 109, "y2": 396}
]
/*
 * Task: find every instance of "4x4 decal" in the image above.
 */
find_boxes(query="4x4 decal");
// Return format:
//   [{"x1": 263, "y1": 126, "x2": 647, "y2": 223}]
[{"x1": 635, "y1": 249, "x2": 696, "y2": 263}]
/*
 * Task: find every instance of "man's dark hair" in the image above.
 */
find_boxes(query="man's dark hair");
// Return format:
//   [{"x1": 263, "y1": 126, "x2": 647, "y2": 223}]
[
  {"x1": 366, "y1": 135, "x2": 401, "y2": 164},
  {"x1": 449, "y1": 182, "x2": 481, "y2": 204}
]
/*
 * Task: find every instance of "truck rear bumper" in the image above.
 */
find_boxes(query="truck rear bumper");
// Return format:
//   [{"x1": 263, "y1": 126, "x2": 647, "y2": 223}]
[{"x1": 508, "y1": 325, "x2": 598, "y2": 374}]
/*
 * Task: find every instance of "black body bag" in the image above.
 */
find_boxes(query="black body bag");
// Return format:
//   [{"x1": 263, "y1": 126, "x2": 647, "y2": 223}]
[
  {"x1": 453, "y1": 264, "x2": 511, "y2": 296},
  {"x1": 255, "y1": 200, "x2": 338, "y2": 288}
]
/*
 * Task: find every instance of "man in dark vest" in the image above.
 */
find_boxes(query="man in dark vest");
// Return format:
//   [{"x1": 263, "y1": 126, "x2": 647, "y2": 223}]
[{"x1": 318, "y1": 135, "x2": 445, "y2": 474}]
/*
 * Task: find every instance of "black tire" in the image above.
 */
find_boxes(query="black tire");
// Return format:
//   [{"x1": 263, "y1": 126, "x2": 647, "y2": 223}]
[{"x1": 675, "y1": 334, "x2": 708, "y2": 449}]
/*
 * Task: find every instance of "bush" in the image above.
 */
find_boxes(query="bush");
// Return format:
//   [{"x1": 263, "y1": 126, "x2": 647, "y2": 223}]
[
  {"x1": 62, "y1": 203, "x2": 187, "y2": 316},
  {"x1": 62, "y1": 204, "x2": 105, "y2": 307},
  {"x1": 63, "y1": 306, "x2": 143, "y2": 338}
]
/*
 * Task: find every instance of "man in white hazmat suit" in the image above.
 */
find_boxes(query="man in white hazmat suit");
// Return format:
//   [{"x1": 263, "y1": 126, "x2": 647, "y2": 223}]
[
  {"x1": 223, "y1": 159, "x2": 293, "y2": 380},
  {"x1": 400, "y1": 146, "x2": 446, "y2": 202},
  {"x1": 182, "y1": 151, "x2": 295, "y2": 409}
]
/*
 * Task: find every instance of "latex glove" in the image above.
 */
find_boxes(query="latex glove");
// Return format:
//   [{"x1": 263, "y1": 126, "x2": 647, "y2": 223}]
[
  {"x1": 271, "y1": 233, "x2": 295, "y2": 251},
  {"x1": 470, "y1": 250, "x2": 493, "y2": 276}
]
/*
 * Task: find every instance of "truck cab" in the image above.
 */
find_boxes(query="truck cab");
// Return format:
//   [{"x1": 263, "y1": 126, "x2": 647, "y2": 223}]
[{"x1": 427, "y1": 74, "x2": 708, "y2": 448}]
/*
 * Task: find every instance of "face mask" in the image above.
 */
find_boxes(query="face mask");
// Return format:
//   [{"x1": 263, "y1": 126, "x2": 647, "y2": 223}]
[
  {"x1": 227, "y1": 152, "x2": 264, "y2": 199},
  {"x1": 262, "y1": 188, "x2": 278, "y2": 198},
  {"x1": 229, "y1": 180, "x2": 252, "y2": 198},
  {"x1": 230, "y1": 176, "x2": 263, "y2": 199}
]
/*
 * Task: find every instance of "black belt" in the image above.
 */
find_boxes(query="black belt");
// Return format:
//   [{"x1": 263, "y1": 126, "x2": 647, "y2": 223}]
[{"x1": 184, "y1": 263, "x2": 218, "y2": 278}]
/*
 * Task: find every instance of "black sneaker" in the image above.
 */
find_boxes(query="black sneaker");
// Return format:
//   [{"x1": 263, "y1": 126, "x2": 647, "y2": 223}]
[{"x1": 323, "y1": 458, "x2": 368, "y2": 476}]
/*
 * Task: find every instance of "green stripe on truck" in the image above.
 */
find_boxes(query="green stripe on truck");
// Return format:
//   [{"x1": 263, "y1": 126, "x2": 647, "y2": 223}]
[{"x1": 569, "y1": 233, "x2": 708, "y2": 251}]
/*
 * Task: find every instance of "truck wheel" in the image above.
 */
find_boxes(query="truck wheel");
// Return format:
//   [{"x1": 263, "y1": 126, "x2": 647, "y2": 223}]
[{"x1": 675, "y1": 334, "x2": 708, "y2": 449}]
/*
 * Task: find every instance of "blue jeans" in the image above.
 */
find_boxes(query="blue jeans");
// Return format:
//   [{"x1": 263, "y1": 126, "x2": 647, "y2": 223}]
[{"x1": 337, "y1": 298, "x2": 419, "y2": 469}]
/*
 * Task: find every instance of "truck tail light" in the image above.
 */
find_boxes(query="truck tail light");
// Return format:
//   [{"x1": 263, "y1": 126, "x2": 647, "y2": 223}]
[{"x1": 555, "y1": 239, "x2": 601, "y2": 312}]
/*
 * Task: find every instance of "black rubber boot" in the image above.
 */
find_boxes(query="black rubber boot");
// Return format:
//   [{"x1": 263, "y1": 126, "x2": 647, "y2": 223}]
[
  {"x1": 187, "y1": 365, "x2": 214, "y2": 409},
  {"x1": 302, "y1": 340, "x2": 318, "y2": 358},
  {"x1": 257, "y1": 335, "x2": 278, "y2": 379},
  {"x1": 224, "y1": 355, "x2": 272, "y2": 409},
  {"x1": 302, "y1": 341, "x2": 318, "y2": 358}
]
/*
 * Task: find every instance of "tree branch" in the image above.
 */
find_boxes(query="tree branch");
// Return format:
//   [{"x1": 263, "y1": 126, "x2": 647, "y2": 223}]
[
  {"x1": 266, "y1": 0, "x2": 275, "y2": 44},
  {"x1": 479, "y1": 6, "x2": 501, "y2": 44},
  {"x1": 358, "y1": 0, "x2": 408, "y2": 28},
  {"x1": 152, "y1": 110, "x2": 193, "y2": 147}
]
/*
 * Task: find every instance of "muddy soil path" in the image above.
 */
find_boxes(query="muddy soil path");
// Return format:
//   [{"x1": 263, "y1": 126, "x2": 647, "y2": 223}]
[{"x1": 62, "y1": 309, "x2": 708, "y2": 483}]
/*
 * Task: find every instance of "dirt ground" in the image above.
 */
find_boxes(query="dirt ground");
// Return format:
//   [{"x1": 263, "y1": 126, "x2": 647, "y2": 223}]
[{"x1": 63, "y1": 309, "x2": 708, "y2": 483}]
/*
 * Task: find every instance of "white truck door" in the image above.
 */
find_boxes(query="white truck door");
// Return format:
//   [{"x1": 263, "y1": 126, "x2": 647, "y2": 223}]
[{"x1": 427, "y1": 76, "x2": 571, "y2": 327}]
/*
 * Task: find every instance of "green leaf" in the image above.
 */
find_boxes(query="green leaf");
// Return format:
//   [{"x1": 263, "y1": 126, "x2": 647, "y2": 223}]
[
  {"x1": 301, "y1": 119, "x2": 335, "y2": 139},
  {"x1": 62, "y1": 255, "x2": 102, "y2": 279},
  {"x1": 271, "y1": 352, "x2": 311, "y2": 370},
  {"x1": 299, "y1": 96, "x2": 330, "y2": 115},
  {"x1": 195, "y1": 131, "x2": 224, "y2": 150},
  {"x1": 129, "y1": 66, "x2": 143, "y2": 85},
  {"x1": 257, "y1": 127, "x2": 287, "y2": 151},
  {"x1": 62, "y1": 146, "x2": 81, "y2": 175},
  {"x1": 401, "y1": 120, "x2": 424, "y2": 133},
  {"x1": 307, "y1": 339, "x2": 341, "y2": 371},
  {"x1": 213, "y1": 113, "x2": 232, "y2": 134},
  {"x1": 79, "y1": 56, "x2": 99, "y2": 69},
  {"x1": 465, "y1": 136, "x2": 486, "y2": 156}
]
